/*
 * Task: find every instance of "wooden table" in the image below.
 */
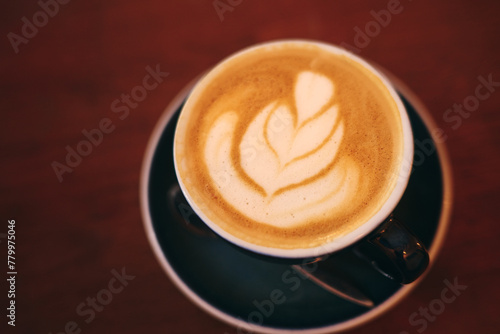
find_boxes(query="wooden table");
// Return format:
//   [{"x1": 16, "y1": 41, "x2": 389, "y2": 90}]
[{"x1": 1, "y1": 1, "x2": 499, "y2": 333}]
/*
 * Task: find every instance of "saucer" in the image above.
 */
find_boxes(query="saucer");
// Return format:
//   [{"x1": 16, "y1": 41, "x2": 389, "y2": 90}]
[{"x1": 140, "y1": 76, "x2": 453, "y2": 333}]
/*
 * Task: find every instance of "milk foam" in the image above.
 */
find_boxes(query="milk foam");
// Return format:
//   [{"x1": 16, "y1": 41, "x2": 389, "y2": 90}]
[
  {"x1": 204, "y1": 71, "x2": 359, "y2": 228},
  {"x1": 174, "y1": 41, "x2": 404, "y2": 249}
]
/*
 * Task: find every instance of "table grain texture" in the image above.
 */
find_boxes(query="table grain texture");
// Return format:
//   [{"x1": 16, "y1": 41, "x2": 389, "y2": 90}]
[{"x1": 1, "y1": 0, "x2": 499, "y2": 333}]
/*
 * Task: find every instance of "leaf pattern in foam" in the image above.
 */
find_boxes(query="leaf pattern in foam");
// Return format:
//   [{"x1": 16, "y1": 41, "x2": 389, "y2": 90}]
[
  {"x1": 294, "y1": 71, "x2": 334, "y2": 125},
  {"x1": 240, "y1": 71, "x2": 344, "y2": 196},
  {"x1": 266, "y1": 71, "x2": 339, "y2": 165},
  {"x1": 239, "y1": 102, "x2": 281, "y2": 195},
  {"x1": 286, "y1": 105, "x2": 340, "y2": 164},
  {"x1": 273, "y1": 119, "x2": 344, "y2": 194}
]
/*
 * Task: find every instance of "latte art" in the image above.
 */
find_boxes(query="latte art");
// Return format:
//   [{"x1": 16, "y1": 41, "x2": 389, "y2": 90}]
[
  {"x1": 206, "y1": 71, "x2": 359, "y2": 228},
  {"x1": 174, "y1": 42, "x2": 404, "y2": 249}
]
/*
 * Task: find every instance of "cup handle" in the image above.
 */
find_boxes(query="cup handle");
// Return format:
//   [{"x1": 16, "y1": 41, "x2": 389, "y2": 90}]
[{"x1": 353, "y1": 215, "x2": 429, "y2": 284}]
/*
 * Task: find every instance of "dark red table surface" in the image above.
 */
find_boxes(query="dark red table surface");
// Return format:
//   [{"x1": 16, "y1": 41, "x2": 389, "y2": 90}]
[{"x1": 1, "y1": 1, "x2": 499, "y2": 333}]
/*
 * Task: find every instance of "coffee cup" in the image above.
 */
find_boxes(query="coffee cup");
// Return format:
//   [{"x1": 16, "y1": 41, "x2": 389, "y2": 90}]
[{"x1": 173, "y1": 40, "x2": 428, "y2": 284}]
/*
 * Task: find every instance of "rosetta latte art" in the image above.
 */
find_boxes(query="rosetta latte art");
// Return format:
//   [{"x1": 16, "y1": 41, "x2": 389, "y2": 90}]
[{"x1": 204, "y1": 71, "x2": 361, "y2": 228}]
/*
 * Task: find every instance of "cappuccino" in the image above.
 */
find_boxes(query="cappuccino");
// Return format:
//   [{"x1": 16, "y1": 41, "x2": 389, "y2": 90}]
[{"x1": 174, "y1": 41, "x2": 405, "y2": 250}]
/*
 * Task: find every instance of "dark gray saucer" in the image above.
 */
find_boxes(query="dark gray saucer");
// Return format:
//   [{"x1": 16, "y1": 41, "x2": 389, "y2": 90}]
[{"x1": 140, "y1": 81, "x2": 452, "y2": 333}]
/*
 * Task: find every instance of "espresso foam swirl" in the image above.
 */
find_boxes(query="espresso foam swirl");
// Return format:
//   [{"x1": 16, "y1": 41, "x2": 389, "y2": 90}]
[
  {"x1": 205, "y1": 71, "x2": 359, "y2": 228},
  {"x1": 174, "y1": 42, "x2": 403, "y2": 249}
]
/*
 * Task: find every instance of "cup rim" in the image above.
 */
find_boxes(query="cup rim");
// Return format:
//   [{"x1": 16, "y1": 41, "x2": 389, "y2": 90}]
[{"x1": 173, "y1": 39, "x2": 414, "y2": 259}]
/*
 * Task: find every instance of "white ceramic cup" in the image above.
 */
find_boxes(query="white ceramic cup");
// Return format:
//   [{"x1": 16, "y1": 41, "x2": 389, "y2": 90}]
[{"x1": 173, "y1": 40, "x2": 425, "y2": 283}]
